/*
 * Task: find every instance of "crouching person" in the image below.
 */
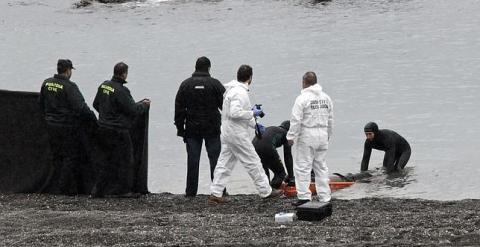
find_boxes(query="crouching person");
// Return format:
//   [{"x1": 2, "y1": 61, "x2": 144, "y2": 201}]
[
  {"x1": 361, "y1": 122, "x2": 411, "y2": 173},
  {"x1": 92, "y1": 62, "x2": 150, "y2": 198},
  {"x1": 253, "y1": 120, "x2": 294, "y2": 189}
]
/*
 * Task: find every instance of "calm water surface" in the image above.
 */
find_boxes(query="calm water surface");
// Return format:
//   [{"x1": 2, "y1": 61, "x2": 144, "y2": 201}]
[{"x1": 1, "y1": 0, "x2": 479, "y2": 200}]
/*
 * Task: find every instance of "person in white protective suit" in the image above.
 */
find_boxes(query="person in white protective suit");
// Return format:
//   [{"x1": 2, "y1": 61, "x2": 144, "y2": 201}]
[
  {"x1": 286, "y1": 71, "x2": 334, "y2": 207},
  {"x1": 209, "y1": 65, "x2": 283, "y2": 203}
]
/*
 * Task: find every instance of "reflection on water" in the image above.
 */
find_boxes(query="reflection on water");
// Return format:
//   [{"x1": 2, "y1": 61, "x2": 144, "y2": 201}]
[
  {"x1": 385, "y1": 167, "x2": 415, "y2": 188},
  {"x1": 354, "y1": 167, "x2": 415, "y2": 186},
  {"x1": 334, "y1": 167, "x2": 417, "y2": 199},
  {"x1": 342, "y1": 167, "x2": 415, "y2": 189}
]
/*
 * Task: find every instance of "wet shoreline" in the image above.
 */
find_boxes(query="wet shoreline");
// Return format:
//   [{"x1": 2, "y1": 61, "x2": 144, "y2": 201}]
[{"x1": 1, "y1": 193, "x2": 479, "y2": 246}]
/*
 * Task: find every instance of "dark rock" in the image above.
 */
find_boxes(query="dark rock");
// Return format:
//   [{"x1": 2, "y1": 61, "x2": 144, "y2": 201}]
[
  {"x1": 74, "y1": 0, "x2": 93, "y2": 8},
  {"x1": 74, "y1": 0, "x2": 139, "y2": 8},
  {"x1": 97, "y1": 0, "x2": 136, "y2": 3}
]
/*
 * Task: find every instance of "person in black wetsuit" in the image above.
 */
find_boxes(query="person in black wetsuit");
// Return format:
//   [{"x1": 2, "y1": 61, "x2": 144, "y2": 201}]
[
  {"x1": 253, "y1": 120, "x2": 294, "y2": 189},
  {"x1": 361, "y1": 122, "x2": 411, "y2": 173}
]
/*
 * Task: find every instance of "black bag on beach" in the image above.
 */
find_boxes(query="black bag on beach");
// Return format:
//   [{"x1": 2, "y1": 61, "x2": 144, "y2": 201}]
[{"x1": 296, "y1": 201, "x2": 333, "y2": 221}]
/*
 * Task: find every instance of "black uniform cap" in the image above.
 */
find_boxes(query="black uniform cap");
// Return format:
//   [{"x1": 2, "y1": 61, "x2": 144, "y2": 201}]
[
  {"x1": 57, "y1": 59, "x2": 75, "y2": 71},
  {"x1": 364, "y1": 122, "x2": 379, "y2": 133}
]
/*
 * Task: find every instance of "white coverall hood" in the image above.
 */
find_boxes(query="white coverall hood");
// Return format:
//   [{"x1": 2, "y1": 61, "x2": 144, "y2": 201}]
[{"x1": 223, "y1": 80, "x2": 239, "y2": 93}]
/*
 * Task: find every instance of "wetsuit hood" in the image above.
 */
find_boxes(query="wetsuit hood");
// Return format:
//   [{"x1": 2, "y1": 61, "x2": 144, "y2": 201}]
[
  {"x1": 364, "y1": 122, "x2": 379, "y2": 133},
  {"x1": 279, "y1": 120, "x2": 290, "y2": 131}
]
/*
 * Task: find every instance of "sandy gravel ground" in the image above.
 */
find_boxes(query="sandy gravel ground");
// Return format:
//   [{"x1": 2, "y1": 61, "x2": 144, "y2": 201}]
[{"x1": 1, "y1": 193, "x2": 479, "y2": 246}]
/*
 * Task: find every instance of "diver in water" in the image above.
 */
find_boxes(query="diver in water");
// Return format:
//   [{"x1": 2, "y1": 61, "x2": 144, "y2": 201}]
[
  {"x1": 361, "y1": 122, "x2": 411, "y2": 173},
  {"x1": 253, "y1": 120, "x2": 294, "y2": 189}
]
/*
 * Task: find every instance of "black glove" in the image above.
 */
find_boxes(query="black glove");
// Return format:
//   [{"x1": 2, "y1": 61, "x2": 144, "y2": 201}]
[{"x1": 177, "y1": 128, "x2": 185, "y2": 138}]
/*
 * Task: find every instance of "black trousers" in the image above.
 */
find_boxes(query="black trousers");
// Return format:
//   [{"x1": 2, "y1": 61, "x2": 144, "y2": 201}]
[
  {"x1": 184, "y1": 136, "x2": 221, "y2": 196},
  {"x1": 95, "y1": 126, "x2": 135, "y2": 196},
  {"x1": 256, "y1": 149, "x2": 287, "y2": 189},
  {"x1": 46, "y1": 124, "x2": 85, "y2": 195}
]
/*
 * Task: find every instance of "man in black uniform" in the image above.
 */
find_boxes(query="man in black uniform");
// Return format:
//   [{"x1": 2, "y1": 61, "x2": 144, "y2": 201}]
[
  {"x1": 93, "y1": 62, "x2": 150, "y2": 197},
  {"x1": 253, "y1": 120, "x2": 294, "y2": 189},
  {"x1": 361, "y1": 122, "x2": 411, "y2": 173},
  {"x1": 39, "y1": 59, "x2": 97, "y2": 195},
  {"x1": 174, "y1": 56, "x2": 225, "y2": 197}
]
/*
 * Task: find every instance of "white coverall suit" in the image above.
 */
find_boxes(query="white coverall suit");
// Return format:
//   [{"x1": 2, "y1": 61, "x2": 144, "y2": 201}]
[
  {"x1": 210, "y1": 80, "x2": 272, "y2": 198},
  {"x1": 286, "y1": 83, "x2": 333, "y2": 202}
]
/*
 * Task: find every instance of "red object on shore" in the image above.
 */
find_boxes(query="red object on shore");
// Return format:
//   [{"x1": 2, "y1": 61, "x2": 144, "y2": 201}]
[
  {"x1": 329, "y1": 182, "x2": 355, "y2": 192},
  {"x1": 283, "y1": 185, "x2": 297, "y2": 197},
  {"x1": 281, "y1": 181, "x2": 355, "y2": 198}
]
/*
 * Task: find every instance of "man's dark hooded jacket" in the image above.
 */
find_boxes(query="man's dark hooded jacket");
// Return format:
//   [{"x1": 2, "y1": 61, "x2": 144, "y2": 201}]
[{"x1": 174, "y1": 71, "x2": 225, "y2": 138}]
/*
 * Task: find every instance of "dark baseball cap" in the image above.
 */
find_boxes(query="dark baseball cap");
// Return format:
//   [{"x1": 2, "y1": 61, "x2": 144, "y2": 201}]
[{"x1": 57, "y1": 59, "x2": 75, "y2": 70}]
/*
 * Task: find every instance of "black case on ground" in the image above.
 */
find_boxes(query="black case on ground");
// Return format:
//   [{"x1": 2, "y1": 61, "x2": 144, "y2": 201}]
[{"x1": 296, "y1": 201, "x2": 332, "y2": 221}]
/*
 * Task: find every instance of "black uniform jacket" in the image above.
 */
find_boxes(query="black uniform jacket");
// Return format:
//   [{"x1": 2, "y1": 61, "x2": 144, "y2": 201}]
[
  {"x1": 174, "y1": 71, "x2": 225, "y2": 138},
  {"x1": 93, "y1": 76, "x2": 146, "y2": 129},
  {"x1": 39, "y1": 74, "x2": 96, "y2": 126},
  {"x1": 360, "y1": 129, "x2": 410, "y2": 171}
]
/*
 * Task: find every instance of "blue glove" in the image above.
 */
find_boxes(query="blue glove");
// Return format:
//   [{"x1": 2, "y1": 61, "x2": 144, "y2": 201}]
[
  {"x1": 257, "y1": 123, "x2": 266, "y2": 134},
  {"x1": 252, "y1": 107, "x2": 264, "y2": 118}
]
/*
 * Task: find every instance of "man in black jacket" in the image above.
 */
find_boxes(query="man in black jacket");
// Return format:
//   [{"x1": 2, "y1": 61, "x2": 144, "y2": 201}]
[
  {"x1": 361, "y1": 122, "x2": 411, "y2": 173},
  {"x1": 92, "y1": 62, "x2": 150, "y2": 197},
  {"x1": 174, "y1": 57, "x2": 225, "y2": 197},
  {"x1": 39, "y1": 59, "x2": 97, "y2": 195},
  {"x1": 253, "y1": 120, "x2": 294, "y2": 189}
]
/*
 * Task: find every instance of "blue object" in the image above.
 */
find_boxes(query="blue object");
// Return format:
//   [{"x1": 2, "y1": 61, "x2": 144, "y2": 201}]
[
  {"x1": 252, "y1": 107, "x2": 264, "y2": 118},
  {"x1": 257, "y1": 123, "x2": 266, "y2": 134}
]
